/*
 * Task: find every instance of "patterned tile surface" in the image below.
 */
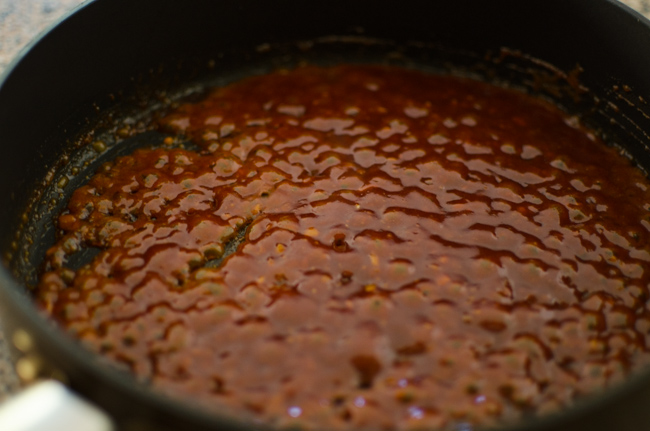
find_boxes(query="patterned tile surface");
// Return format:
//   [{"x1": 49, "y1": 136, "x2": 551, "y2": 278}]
[{"x1": 0, "y1": 0, "x2": 648, "y2": 402}]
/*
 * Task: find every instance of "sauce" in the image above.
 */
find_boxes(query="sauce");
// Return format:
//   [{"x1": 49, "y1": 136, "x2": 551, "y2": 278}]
[{"x1": 36, "y1": 65, "x2": 650, "y2": 430}]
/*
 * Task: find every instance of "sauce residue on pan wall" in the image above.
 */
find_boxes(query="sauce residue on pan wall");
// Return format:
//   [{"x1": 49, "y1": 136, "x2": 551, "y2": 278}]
[{"x1": 35, "y1": 65, "x2": 650, "y2": 430}]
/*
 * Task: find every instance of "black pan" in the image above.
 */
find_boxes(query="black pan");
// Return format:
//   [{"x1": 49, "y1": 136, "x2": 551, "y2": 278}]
[{"x1": 2, "y1": 1, "x2": 650, "y2": 430}]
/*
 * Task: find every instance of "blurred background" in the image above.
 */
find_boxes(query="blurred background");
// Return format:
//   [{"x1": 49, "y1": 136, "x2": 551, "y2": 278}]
[{"x1": 0, "y1": 0, "x2": 648, "y2": 403}]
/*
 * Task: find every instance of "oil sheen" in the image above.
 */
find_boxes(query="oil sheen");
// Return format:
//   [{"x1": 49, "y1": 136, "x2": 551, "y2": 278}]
[{"x1": 36, "y1": 65, "x2": 650, "y2": 431}]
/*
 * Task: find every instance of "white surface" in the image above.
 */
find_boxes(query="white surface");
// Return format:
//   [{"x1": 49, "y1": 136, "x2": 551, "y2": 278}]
[{"x1": 0, "y1": 380, "x2": 114, "y2": 431}]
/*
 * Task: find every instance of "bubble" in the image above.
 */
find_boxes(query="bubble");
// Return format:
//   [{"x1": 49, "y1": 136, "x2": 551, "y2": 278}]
[
  {"x1": 288, "y1": 406, "x2": 302, "y2": 418},
  {"x1": 408, "y1": 406, "x2": 424, "y2": 419}
]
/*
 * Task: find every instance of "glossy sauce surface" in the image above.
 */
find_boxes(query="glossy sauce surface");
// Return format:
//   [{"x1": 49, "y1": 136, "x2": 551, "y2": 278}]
[{"x1": 36, "y1": 65, "x2": 650, "y2": 430}]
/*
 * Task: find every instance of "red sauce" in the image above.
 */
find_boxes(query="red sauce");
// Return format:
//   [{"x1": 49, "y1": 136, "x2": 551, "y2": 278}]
[{"x1": 36, "y1": 65, "x2": 650, "y2": 430}]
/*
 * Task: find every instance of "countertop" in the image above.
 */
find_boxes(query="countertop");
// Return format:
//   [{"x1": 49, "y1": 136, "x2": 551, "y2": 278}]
[{"x1": 0, "y1": 0, "x2": 649, "y2": 404}]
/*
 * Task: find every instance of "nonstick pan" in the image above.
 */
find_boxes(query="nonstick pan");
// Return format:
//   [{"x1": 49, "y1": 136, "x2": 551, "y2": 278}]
[{"x1": 2, "y1": 1, "x2": 650, "y2": 430}]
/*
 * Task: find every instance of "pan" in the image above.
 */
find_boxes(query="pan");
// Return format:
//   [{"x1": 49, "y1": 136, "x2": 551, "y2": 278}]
[{"x1": 1, "y1": 0, "x2": 650, "y2": 430}]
